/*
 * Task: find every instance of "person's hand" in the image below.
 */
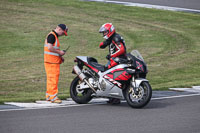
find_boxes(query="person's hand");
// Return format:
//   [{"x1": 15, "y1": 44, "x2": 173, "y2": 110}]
[
  {"x1": 61, "y1": 57, "x2": 64, "y2": 63},
  {"x1": 106, "y1": 54, "x2": 110, "y2": 60},
  {"x1": 59, "y1": 50, "x2": 65, "y2": 56}
]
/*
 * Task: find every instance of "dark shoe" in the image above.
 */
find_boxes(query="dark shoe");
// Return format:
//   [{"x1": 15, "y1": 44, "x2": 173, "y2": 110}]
[{"x1": 107, "y1": 98, "x2": 121, "y2": 104}]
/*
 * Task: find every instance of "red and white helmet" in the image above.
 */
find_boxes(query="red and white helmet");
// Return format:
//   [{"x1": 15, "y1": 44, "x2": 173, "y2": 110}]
[{"x1": 99, "y1": 23, "x2": 115, "y2": 39}]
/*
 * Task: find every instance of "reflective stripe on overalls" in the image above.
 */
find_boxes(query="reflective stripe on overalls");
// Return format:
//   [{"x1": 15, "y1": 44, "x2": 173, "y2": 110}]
[{"x1": 46, "y1": 93, "x2": 58, "y2": 101}]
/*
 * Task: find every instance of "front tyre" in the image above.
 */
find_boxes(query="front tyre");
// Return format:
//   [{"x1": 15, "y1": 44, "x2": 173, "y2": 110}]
[
  {"x1": 123, "y1": 81, "x2": 152, "y2": 108},
  {"x1": 70, "y1": 76, "x2": 93, "y2": 104}
]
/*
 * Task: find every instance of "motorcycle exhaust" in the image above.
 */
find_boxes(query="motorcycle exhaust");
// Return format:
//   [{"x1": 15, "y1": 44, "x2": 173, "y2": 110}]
[
  {"x1": 73, "y1": 65, "x2": 96, "y2": 93},
  {"x1": 73, "y1": 65, "x2": 86, "y2": 80}
]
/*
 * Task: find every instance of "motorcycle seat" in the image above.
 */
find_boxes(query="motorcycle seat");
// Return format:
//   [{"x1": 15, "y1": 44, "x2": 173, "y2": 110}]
[
  {"x1": 90, "y1": 62, "x2": 105, "y2": 72},
  {"x1": 87, "y1": 57, "x2": 105, "y2": 72}
]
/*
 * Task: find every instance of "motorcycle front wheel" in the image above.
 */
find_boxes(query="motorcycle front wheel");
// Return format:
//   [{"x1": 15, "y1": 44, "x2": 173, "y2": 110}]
[
  {"x1": 123, "y1": 81, "x2": 152, "y2": 108},
  {"x1": 70, "y1": 76, "x2": 93, "y2": 104}
]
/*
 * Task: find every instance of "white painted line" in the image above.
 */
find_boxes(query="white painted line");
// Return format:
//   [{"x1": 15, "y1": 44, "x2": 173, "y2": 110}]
[
  {"x1": 151, "y1": 93, "x2": 200, "y2": 100},
  {"x1": 192, "y1": 86, "x2": 200, "y2": 90},
  {"x1": 0, "y1": 102, "x2": 103, "y2": 112},
  {"x1": 82, "y1": 0, "x2": 200, "y2": 13},
  {"x1": 169, "y1": 87, "x2": 200, "y2": 93},
  {"x1": 4, "y1": 98, "x2": 109, "y2": 108},
  {"x1": 169, "y1": 88, "x2": 191, "y2": 91},
  {"x1": 1, "y1": 98, "x2": 109, "y2": 112},
  {"x1": 1, "y1": 93, "x2": 200, "y2": 112}
]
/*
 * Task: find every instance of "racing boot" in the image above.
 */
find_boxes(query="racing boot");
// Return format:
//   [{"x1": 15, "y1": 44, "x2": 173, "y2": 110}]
[{"x1": 107, "y1": 98, "x2": 121, "y2": 104}]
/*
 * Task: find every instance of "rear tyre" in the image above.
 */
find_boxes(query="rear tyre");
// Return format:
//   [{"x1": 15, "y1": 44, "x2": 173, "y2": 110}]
[
  {"x1": 123, "y1": 81, "x2": 152, "y2": 108},
  {"x1": 70, "y1": 76, "x2": 93, "y2": 104}
]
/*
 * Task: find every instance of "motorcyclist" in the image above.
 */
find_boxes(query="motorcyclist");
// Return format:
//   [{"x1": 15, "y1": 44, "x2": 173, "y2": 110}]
[
  {"x1": 99, "y1": 23, "x2": 127, "y2": 69},
  {"x1": 99, "y1": 23, "x2": 127, "y2": 104}
]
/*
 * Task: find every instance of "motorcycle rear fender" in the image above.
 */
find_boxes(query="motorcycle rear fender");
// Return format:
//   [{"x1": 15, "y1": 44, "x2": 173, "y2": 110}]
[
  {"x1": 132, "y1": 78, "x2": 149, "y2": 88},
  {"x1": 72, "y1": 56, "x2": 86, "y2": 73},
  {"x1": 76, "y1": 56, "x2": 88, "y2": 63}
]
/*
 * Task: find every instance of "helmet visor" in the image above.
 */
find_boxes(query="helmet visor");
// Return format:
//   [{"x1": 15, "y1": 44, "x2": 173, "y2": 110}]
[
  {"x1": 99, "y1": 27, "x2": 109, "y2": 38},
  {"x1": 99, "y1": 26, "x2": 107, "y2": 33}
]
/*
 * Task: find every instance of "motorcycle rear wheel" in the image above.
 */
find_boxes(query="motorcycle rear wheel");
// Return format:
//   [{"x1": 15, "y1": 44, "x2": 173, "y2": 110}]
[
  {"x1": 123, "y1": 81, "x2": 152, "y2": 108},
  {"x1": 70, "y1": 76, "x2": 93, "y2": 104}
]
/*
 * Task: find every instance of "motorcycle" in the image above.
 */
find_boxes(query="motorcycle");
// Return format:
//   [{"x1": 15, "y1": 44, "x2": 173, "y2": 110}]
[{"x1": 70, "y1": 50, "x2": 152, "y2": 108}]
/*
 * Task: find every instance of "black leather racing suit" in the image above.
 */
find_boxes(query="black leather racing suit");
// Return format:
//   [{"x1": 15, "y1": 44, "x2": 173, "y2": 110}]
[{"x1": 99, "y1": 33, "x2": 127, "y2": 69}]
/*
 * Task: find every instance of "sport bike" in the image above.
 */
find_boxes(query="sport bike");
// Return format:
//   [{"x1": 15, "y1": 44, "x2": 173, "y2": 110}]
[{"x1": 70, "y1": 50, "x2": 152, "y2": 108}]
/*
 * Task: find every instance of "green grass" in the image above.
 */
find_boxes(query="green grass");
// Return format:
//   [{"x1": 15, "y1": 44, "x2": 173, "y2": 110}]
[{"x1": 0, "y1": 0, "x2": 200, "y2": 103}]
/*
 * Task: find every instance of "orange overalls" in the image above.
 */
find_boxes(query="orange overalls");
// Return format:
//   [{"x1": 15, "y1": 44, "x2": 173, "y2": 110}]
[{"x1": 44, "y1": 31, "x2": 62, "y2": 102}]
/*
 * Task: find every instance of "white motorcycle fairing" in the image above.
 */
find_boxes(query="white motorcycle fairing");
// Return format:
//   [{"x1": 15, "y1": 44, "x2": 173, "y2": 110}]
[{"x1": 71, "y1": 50, "x2": 152, "y2": 108}]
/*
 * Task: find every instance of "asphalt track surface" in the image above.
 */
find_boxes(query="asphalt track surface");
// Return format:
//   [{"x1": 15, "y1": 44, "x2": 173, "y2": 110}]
[
  {"x1": 111, "y1": 0, "x2": 200, "y2": 10},
  {"x1": 1, "y1": 94, "x2": 200, "y2": 133}
]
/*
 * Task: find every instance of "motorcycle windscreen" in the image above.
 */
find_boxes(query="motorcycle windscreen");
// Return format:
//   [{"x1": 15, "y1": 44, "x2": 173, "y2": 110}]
[{"x1": 127, "y1": 53, "x2": 147, "y2": 73}]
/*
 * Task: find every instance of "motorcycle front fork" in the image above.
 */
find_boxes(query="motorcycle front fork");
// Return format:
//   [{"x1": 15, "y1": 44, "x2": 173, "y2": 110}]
[{"x1": 130, "y1": 77, "x2": 139, "y2": 95}]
